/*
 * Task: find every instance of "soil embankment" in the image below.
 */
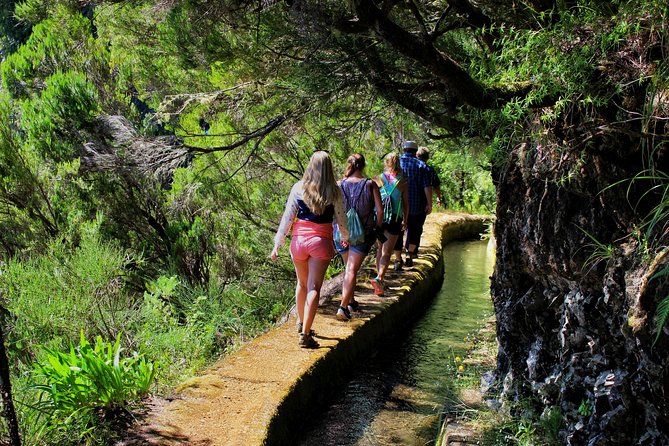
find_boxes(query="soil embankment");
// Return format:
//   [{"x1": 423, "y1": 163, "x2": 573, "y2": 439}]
[{"x1": 119, "y1": 212, "x2": 489, "y2": 446}]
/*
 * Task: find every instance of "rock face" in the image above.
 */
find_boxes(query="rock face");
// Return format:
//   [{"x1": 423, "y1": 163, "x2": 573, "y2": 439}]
[{"x1": 491, "y1": 123, "x2": 669, "y2": 443}]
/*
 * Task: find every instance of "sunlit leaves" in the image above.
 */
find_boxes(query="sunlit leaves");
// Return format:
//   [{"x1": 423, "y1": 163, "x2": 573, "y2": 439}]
[
  {"x1": 2, "y1": 6, "x2": 99, "y2": 98},
  {"x1": 20, "y1": 70, "x2": 100, "y2": 160}
]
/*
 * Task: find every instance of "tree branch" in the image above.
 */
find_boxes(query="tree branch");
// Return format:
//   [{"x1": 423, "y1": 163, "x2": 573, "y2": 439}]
[
  {"x1": 406, "y1": 0, "x2": 429, "y2": 38},
  {"x1": 431, "y1": 5, "x2": 452, "y2": 41},
  {"x1": 186, "y1": 115, "x2": 285, "y2": 153},
  {"x1": 351, "y1": 0, "x2": 492, "y2": 108},
  {"x1": 352, "y1": 43, "x2": 466, "y2": 132}
]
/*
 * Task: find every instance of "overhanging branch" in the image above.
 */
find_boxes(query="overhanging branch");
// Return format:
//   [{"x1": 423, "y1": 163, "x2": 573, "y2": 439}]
[
  {"x1": 80, "y1": 114, "x2": 286, "y2": 183},
  {"x1": 186, "y1": 115, "x2": 286, "y2": 153}
]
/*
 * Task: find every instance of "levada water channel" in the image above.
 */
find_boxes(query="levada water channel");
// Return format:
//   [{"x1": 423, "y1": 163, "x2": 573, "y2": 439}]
[{"x1": 297, "y1": 238, "x2": 496, "y2": 446}]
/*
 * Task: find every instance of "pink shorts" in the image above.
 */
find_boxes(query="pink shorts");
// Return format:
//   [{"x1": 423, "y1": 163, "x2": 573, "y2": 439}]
[{"x1": 290, "y1": 235, "x2": 334, "y2": 262}]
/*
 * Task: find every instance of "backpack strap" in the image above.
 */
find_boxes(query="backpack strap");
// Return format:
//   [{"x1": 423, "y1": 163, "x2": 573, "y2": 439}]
[
  {"x1": 383, "y1": 173, "x2": 399, "y2": 197},
  {"x1": 362, "y1": 179, "x2": 372, "y2": 222},
  {"x1": 353, "y1": 178, "x2": 368, "y2": 207},
  {"x1": 341, "y1": 179, "x2": 352, "y2": 208}
]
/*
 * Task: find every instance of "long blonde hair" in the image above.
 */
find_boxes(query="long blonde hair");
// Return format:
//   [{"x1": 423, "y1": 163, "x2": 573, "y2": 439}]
[
  {"x1": 384, "y1": 152, "x2": 403, "y2": 176},
  {"x1": 302, "y1": 151, "x2": 341, "y2": 215}
]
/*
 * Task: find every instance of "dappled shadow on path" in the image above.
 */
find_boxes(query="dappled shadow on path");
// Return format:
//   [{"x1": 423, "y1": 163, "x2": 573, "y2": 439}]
[{"x1": 118, "y1": 423, "x2": 213, "y2": 446}]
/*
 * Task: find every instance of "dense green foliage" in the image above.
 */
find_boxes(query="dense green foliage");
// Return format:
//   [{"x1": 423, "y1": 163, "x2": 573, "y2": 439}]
[
  {"x1": 30, "y1": 333, "x2": 155, "y2": 443},
  {"x1": 0, "y1": 1, "x2": 494, "y2": 443},
  {"x1": 0, "y1": 0, "x2": 666, "y2": 443}
]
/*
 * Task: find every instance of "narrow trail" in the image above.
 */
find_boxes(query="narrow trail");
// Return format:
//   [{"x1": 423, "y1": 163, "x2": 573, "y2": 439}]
[{"x1": 118, "y1": 212, "x2": 489, "y2": 446}]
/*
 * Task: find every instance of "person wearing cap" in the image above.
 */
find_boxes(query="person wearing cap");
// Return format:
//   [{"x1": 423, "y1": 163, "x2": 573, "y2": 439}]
[
  {"x1": 396, "y1": 140, "x2": 432, "y2": 266},
  {"x1": 417, "y1": 146, "x2": 444, "y2": 207}
]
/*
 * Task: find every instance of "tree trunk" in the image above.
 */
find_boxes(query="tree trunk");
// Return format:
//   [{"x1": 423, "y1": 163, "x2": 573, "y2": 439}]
[{"x1": 0, "y1": 322, "x2": 21, "y2": 446}]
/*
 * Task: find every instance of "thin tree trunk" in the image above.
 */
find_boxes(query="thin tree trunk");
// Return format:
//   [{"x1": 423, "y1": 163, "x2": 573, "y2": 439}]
[{"x1": 0, "y1": 321, "x2": 21, "y2": 446}]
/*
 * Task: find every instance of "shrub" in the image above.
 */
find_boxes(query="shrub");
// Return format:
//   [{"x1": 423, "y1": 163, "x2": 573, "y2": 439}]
[
  {"x1": 1, "y1": 227, "x2": 132, "y2": 355},
  {"x1": 31, "y1": 332, "x2": 156, "y2": 436}
]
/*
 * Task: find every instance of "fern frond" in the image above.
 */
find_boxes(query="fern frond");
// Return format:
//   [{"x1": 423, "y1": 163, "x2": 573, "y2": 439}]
[
  {"x1": 653, "y1": 295, "x2": 669, "y2": 347},
  {"x1": 651, "y1": 265, "x2": 669, "y2": 280}
]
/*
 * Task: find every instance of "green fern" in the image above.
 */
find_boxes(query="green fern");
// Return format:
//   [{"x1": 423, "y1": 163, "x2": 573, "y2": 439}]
[
  {"x1": 654, "y1": 296, "x2": 669, "y2": 346},
  {"x1": 653, "y1": 266, "x2": 669, "y2": 346}
]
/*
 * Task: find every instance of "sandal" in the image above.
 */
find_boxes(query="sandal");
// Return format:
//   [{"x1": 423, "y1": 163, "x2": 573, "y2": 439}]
[{"x1": 299, "y1": 333, "x2": 319, "y2": 349}]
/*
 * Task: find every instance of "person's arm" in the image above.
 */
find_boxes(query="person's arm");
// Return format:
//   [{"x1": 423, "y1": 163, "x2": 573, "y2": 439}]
[
  {"x1": 333, "y1": 191, "x2": 350, "y2": 244},
  {"x1": 400, "y1": 179, "x2": 409, "y2": 232},
  {"x1": 422, "y1": 167, "x2": 433, "y2": 215},
  {"x1": 424, "y1": 186, "x2": 433, "y2": 214},
  {"x1": 370, "y1": 180, "x2": 384, "y2": 227},
  {"x1": 271, "y1": 182, "x2": 300, "y2": 260},
  {"x1": 432, "y1": 168, "x2": 443, "y2": 206}
]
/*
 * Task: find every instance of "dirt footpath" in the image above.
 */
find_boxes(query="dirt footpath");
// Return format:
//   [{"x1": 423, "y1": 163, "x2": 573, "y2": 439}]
[{"x1": 118, "y1": 212, "x2": 489, "y2": 446}]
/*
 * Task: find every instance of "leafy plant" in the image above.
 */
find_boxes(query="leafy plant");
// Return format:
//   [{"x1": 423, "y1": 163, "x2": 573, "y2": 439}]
[
  {"x1": 577, "y1": 399, "x2": 593, "y2": 417},
  {"x1": 31, "y1": 332, "x2": 156, "y2": 425},
  {"x1": 537, "y1": 407, "x2": 563, "y2": 446},
  {"x1": 575, "y1": 226, "x2": 615, "y2": 273},
  {"x1": 514, "y1": 418, "x2": 536, "y2": 445},
  {"x1": 1, "y1": 229, "x2": 131, "y2": 351},
  {"x1": 652, "y1": 265, "x2": 669, "y2": 346}
]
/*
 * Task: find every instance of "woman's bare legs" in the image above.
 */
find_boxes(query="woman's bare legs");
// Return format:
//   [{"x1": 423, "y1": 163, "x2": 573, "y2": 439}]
[
  {"x1": 293, "y1": 259, "x2": 309, "y2": 326},
  {"x1": 301, "y1": 257, "x2": 330, "y2": 334},
  {"x1": 340, "y1": 250, "x2": 367, "y2": 308},
  {"x1": 377, "y1": 232, "x2": 399, "y2": 282}
]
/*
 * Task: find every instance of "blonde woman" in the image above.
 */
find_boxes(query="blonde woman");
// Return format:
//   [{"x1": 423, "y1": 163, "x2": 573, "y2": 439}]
[
  {"x1": 271, "y1": 151, "x2": 349, "y2": 348},
  {"x1": 372, "y1": 152, "x2": 409, "y2": 295},
  {"x1": 334, "y1": 153, "x2": 383, "y2": 320}
]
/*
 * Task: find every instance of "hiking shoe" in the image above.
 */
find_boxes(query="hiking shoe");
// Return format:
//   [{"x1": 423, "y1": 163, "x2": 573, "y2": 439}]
[
  {"x1": 297, "y1": 322, "x2": 315, "y2": 336},
  {"x1": 347, "y1": 299, "x2": 360, "y2": 311},
  {"x1": 393, "y1": 260, "x2": 403, "y2": 271},
  {"x1": 336, "y1": 306, "x2": 351, "y2": 321},
  {"x1": 371, "y1": 277, "x2": 384, "y2": 296},
  {"x1": 299, "y1": 333, "x2": 319, "y2": 349}
]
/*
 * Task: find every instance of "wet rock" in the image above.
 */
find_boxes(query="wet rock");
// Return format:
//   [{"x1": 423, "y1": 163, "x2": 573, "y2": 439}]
[{"x1": 490, "y1": 120, "x2": 669, "y2": 444}]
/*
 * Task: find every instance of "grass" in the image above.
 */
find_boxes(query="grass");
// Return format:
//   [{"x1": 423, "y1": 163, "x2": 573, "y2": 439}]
[{"x1": 435, "y1": 316, "x2": 563, "y2": 446}]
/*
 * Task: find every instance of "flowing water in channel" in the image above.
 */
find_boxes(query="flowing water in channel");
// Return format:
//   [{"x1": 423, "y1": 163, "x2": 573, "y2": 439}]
[{"x1": 297, "y1": 238, "x2": 495, "y2": 446}]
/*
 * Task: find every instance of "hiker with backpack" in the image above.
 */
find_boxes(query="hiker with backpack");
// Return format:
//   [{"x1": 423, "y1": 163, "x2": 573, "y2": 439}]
[
  {"x1": 271, "y1": 151, "x2": 350, "y2": 348},
  {"x1": 370, "y1": 152, "x2": 409, "y2": 296},
  {"x1": 396, "y1": 140, "x2": 433, "y2": 267},
  {"x1": 333, "y1": 153, "x2": 383, "y2": 321}
]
